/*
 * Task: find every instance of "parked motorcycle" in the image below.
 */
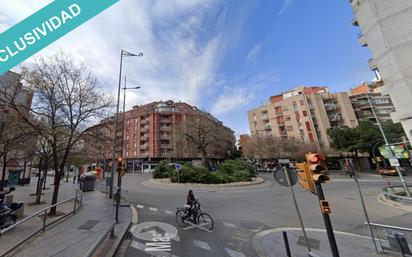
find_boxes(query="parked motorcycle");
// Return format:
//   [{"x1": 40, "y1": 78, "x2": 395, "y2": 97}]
[{"x1": 0, "y1": 187, "x2": 23, "y2": 229}]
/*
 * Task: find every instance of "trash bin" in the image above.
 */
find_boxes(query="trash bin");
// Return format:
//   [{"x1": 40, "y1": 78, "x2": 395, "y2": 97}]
[{"x1": 80, "y1": 173, "x2": 96, "y2": 191}]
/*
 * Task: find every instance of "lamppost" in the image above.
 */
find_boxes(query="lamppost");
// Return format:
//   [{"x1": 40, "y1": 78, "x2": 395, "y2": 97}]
[
  {"x1": 115, "y1": 76, "x2": 140, "y2": 222},
  {"x1": 109, "y1": 50, "x2": 143, "y2": 199}
]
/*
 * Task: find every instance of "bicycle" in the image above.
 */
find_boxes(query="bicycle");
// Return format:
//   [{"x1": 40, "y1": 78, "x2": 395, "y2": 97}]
[{"x1": 175, "y1": 200, "x2": 214, "y2": 231}]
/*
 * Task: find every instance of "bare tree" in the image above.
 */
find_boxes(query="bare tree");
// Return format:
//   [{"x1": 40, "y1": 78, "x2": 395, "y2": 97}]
[
  {"x1": 6, "y1": 53, "x2": 112, "y2": 215},
  {"x1": 174, "y1": 113, "x2": 234, "y2": 169}
]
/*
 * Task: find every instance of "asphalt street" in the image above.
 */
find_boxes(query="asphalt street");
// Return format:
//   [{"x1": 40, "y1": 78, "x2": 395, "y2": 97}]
[{"x1": 117, "y1": 173, "x2": 411, "y2": 257}]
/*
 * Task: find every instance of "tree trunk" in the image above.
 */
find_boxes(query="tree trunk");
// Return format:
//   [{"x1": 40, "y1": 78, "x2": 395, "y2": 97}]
[
  {"x1": 35, "y1": 158, "x2": 42, "y2": 196},
  {"x1": 49, "y1": 171, "x2": 61, "y2": 215},
  {"x1": 65, "y1": 165, "x2": 69, "y2": 182},
  {"x1": 201, "y1": 149, "x2": 210, "y2": 170},
  {"x1": 42, "y1": 160, "x2": 48, "y2": 189},
  {"x1": 21, "y1": 159, "x2": 27, "y2": 186},
  {"x1": 1, "y1": 153, "x2": 7, "y2": 191}
]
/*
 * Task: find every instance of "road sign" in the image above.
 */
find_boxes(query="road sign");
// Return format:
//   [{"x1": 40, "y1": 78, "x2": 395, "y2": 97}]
[
  {"x1": 130, "y1": 222, "x2": 178, "y2": 241},
  {"x1": 274, "y1": 168, "x2": 298, "y2": 187},
  {"x1": 175, "y1": 163, "x2": 182, "y2": 170},
  {"x1": 389, "y1": 157, "x2": 400, "y2": 167}
]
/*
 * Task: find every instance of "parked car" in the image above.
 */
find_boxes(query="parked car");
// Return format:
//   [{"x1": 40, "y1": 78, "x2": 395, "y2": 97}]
[{"x1": 376, "y1": 166, "x2": 407, "y2": 176}]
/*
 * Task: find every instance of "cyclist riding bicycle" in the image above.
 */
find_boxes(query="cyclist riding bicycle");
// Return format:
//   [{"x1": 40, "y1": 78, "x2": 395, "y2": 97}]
[{"x1": 186, "y1": 190, "x2": 197, "y2": 223}]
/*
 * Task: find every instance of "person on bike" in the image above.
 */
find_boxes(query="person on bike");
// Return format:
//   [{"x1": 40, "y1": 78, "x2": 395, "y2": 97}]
[{"x1": 186, "y1": 190, "x2": 197, "y2": 223}]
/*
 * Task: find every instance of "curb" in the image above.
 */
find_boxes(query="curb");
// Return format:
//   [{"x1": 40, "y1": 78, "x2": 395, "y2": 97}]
[
  {"x1": 147, "y1": 177, "x2": 265, "y2": 189},
  {"x1": 105, "y1": 204, "x2": 132, "y2": 257},
  {"x1": 377, "y1": 193, "x2": 412, "y2": 212},
  {"x1": 252, "y1": 227, "x2": 373, "y2": 257}
]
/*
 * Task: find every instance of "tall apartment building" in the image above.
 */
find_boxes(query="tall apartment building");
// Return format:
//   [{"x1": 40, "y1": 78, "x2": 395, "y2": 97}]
[
  {"x1": 87, "y1": 100, "x2": 235, "y2": 169},
  {"x1": 349, "y1": 81, "x2": 395, "y2": 124},
  {"x1": 248, "y1": 86, "x2": 358, "y2": 150},
  {"x1": 350, "y1": 0, "x2": 412, "y2": 142},
  {"x1": 0, "y1": 71, "x2": 33, "y2": 185}
]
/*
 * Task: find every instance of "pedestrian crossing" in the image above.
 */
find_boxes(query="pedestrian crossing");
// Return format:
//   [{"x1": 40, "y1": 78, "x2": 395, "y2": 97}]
[{"x1": 129, "y1": 203, "x2": 255, "y2": 257}]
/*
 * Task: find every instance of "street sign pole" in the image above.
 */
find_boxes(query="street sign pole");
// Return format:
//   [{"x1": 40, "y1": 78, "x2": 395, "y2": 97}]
[
  {"x1": 282, "y1": 166, "x2": 312, "y2": 254},
  {"x1": 345, "y1": 159, "x2": 379, "y2": 253},
  {"x1": 314, "y1": 182, "x2": 339, "y2": 257}
]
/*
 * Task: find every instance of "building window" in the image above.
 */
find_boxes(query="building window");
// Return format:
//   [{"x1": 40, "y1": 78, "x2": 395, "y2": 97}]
[
  {"x1": 308, "y1": 133, "x2": 314, "y2": 143},
  {"x1": 282, "y1": 106, "x2": 288, "y2": 112},
  {"x1": 287, "y1": 125, "x2": 293, "y2": 131},
  {"x1": 302, "y1": 110, "x2": 307, "y2": 117},
  {"x1": 133, "y1": 150, "x2": 137, "y2": 156},
  {"x1": 285, "y1": 116, "x2": 291, "y2": 122},
  {"x1": 300, "y1": 100, "x2": 305, "y2": 106},
  {"x1": 305, "y1": 121, "x2": 311, "y2": 132}
]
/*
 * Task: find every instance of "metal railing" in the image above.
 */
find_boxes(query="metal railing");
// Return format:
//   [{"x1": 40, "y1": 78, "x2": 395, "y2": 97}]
[
  {"x1": 382, "y1": 186, "x2": 412, "y2": 204},
  {"x1": 367, "y1": 222, "x2": 412, "y2": 256},
  {"x1": 0, "y1": 190, "x2": 83, "y2": 256},
  {"x1": 95, "y1": 180, "x2": 129, "y2": 204}
]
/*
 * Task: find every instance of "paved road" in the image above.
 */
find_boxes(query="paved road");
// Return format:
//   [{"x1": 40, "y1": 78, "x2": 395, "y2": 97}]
[{"x1": 117, "y1": 173, "x2": 411, "y2": 257}]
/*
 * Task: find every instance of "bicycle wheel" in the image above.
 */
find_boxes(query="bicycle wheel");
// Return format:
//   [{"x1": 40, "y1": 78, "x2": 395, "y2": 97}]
[
  {"x1": 197, "y1": 213, "x2": 214, "y2": 231},
  {"x1": 176, "y1": 210, "x2": 188, "y2": 228}
]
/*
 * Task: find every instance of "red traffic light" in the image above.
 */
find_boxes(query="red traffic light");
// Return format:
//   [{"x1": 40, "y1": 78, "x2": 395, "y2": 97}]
[{"x1": 306, "y1": 153, "x2": 325, "y2": 163}]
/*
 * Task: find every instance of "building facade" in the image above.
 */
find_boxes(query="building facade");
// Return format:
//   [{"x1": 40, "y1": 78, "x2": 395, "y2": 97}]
[
  {"x1": 0, "y1": 71, "x2": 33, "y2": 185},
  {"x1": 350, "y1": 0, "x2": 412, "y2": 142},
  {"x1": 86, "y1": 100, "x2": 235, "y2": 170},
  {"x1": 248, "y1": 86, "x2": 358, "y2": 150},
  {"x1": 349, "y1": 81, "x2": 395, "y2": 124}
]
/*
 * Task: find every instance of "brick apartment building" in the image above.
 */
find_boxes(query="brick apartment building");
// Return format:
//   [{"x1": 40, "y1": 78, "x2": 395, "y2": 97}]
[
  {"x1": 247, "y1": 86, "x2": 358, "y2": 151},
  {"x1": 349, "y1": 81, "x2": 395, "y2": 124},
  {"x1": 0, "y1": 71, "x2": 33, "y2": 185},
  {"x1": 86, "y1": 100, "x2": 235, "y2": 171}
]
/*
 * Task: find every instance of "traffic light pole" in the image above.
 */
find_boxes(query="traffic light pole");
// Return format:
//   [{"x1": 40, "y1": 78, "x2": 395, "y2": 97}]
[
  {"x1": 314, "y1": 182, "x2": 339, "y2": 257},
  {"x1": 283, "y1": 167, "x2": 312, "y2": 255}
]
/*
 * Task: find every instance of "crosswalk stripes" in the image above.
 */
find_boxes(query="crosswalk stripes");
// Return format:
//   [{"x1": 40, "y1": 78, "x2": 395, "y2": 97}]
[
  {"x1": 149, "y1": 207, "x2": 158, "y2": 212},
  {"x1": 192, "y1": 240, "x2": 212, "y2": 251},
  {"x1": 225, "y1": 247, "x2": 247, "y2": 257}
]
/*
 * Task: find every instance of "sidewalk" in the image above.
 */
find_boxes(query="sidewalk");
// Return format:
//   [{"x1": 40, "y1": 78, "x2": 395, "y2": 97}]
[
  {"x1": 0, "y1": 177, "x2": 131, "y2": 257},
  {"x1": 253, "y1": 228, "x2": 397, "y2": 257}
]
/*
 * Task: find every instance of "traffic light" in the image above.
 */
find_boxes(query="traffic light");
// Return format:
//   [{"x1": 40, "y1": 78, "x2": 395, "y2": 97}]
[
  {"x1": 116, "y1": 157, "x2": 126, "y2": 176},
  {"x1": 306, "y1": 152, "x2": 329, "y2": 183},
  {"x1": 296, "y1": 162, "x2": 315, "y2": 192}
]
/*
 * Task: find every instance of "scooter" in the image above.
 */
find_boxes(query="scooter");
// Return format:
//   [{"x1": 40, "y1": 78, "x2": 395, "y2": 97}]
[{"x1": 0, "y1": 187, "x2": 23, "y2": 229}]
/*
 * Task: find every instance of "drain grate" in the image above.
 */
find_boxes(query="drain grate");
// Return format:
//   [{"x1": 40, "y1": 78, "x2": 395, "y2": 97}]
[{"x1": 77, "y1": 220, "x2": 99, "y2": 230}]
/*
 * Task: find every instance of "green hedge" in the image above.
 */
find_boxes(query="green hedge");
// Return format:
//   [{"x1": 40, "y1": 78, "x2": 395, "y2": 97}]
[
  {"x1": 156, "y1": 159, "x2": 257, "y2": 184},
  {"x1": 153, "y1": 160, "x2": 174, "y2": 179}
]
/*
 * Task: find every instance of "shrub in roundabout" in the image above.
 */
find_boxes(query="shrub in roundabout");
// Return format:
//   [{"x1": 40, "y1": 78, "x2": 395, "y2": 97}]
[{"x1": 153, "y1": 160, "x2": 174, "y2": 179}]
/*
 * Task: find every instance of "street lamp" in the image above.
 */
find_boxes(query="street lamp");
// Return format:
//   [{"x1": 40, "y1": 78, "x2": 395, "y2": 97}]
[
  {"x1": 115, "y1": 76, "x2": 140, "y2": 223},
  {"x1": 109, "y1": 50, "x2": 143, "y2": 200}
]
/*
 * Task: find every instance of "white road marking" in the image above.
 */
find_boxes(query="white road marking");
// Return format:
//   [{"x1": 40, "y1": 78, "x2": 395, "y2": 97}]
[
  {"x1": 225, "y1": 248, "x2": 247, "y2": 257},
  {"x1": 130, "y1": 205, "x2": 138, "y2": 224},
  {"x1": 165, "y1": 210, "x2": 173, "y2": 215},
  {"x1": 136, "y1": 204, "x2": 144, "y2": 209},
  {"x1": 149, "y1": 207, "x2": 158, "y2": 212},
  {"x1": 193, "y1": 240, "x2": 212, "y2": 251},
  {"x1": 172, "y1": 235, "x2": 180, "y2": 242},
  {"x1": 222, "y1": 221, "x2": 237, "y2": 228},
  {"x1": 232, "y1": 236, "x2": 247, "y2": 241},
  {"x1": 130, "y1": 241, "x2": 179, "y2": 257}
]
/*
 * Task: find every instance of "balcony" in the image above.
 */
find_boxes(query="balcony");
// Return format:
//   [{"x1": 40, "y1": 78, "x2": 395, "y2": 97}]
[
  {"x1": 140, "y1": 152, "x2": 148, "y2": 158},
  {"x1": 160, "y1": 134, "x2": 170, "y2": 140},
  {"x1": 358, "y1": 33, "x2": 368, "y2": 47},
  {"x1": 140, "y1": 135, "x2": 148, "y2": 141},
  {"x1": 328, "y1": 115, "x2": 342, "y2": 122},
  {"x1": 140, "y1": 144, "x2": 148, "y2": 150},
  {"x1": 160, "y1": 126, "x2": 171, "y2": 131},
  {"x1": 140, "y1": 119, "x2": 148, "y2": 125},
  {"x1": 264, "y1": 123, "x2": 271, "y2": 130},
  {"x1": 325, "y1": 103, "x2": 338, "y2": 111},
  {"x1": 368, "y1": 58, "x2": 378, "y2": 70},
  {"x1": 262, "y1": 114, "x2": 269, "y2": 121},
  {"x1": 160, "y1": 144, "x2": 172, "y2": 149},
  {"x1": 160, "y1": 118, "x2": 171, "y2": 124},
  {"x1": 141, "y1": 126, "x2": 149, "y2": 132}
]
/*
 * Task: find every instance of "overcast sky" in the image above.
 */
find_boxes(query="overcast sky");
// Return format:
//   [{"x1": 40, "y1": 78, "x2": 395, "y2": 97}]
[{"x1": 0, "y1": 0, "x2": 373, "y2": 135}]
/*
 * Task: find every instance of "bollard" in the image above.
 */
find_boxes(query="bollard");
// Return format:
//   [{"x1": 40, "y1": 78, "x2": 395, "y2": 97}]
[
  {"x1": 282, "y1": 231, "x2": 292, "y2": 257},
  {"x1": 42, "y1": 209, "x2": 47, "y2": 231},
  {"x1": 73, "y1": 191, "x2": 78, "y2": 214}
]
